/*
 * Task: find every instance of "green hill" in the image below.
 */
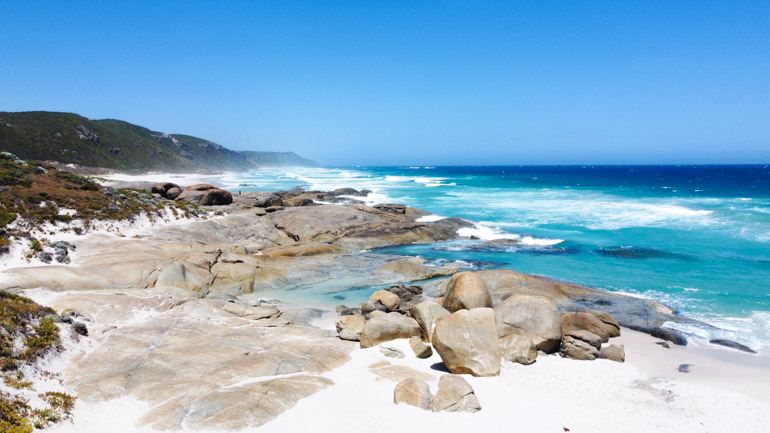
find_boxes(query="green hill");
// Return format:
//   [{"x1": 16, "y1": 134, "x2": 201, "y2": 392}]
[{"x1": 0, "y1": 111, "x2": 317, "y2": 172}]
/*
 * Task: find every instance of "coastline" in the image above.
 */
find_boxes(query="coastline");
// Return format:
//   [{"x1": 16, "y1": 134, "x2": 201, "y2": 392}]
[{"x1": 2, "y1": 172, "x2": 768, "y2": 432}]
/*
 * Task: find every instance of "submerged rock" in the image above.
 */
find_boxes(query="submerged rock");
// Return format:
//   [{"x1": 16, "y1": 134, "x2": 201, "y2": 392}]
[{"x1": 709, "y1": 339, "x2": 756, "y2": 353}]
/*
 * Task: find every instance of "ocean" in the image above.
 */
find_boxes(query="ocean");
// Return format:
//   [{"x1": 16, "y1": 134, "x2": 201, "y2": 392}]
[{"x1": 222, "y1": 165, "x2": 770, "y2": 354}]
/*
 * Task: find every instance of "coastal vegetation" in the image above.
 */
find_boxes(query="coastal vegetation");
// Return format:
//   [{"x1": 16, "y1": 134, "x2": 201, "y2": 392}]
[
  {"x1": 0, "y1": 291, "x2": 76, "y2": 432},
  {"x1": 0, "y1": 152, "x2": 200, "y2": 257},
  {"x1": 0, "y1": 111, "x2": 317, "y2": 173}
]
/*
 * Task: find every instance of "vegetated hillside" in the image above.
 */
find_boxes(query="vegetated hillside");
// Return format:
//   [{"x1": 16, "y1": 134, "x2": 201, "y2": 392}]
[
  {"x1": 240, "y1": 150, "x2": 319, "y2": 167},
  {"x1": 0, "y1": 111, "x2": 318, "y2": 172},
  {"x1": 0, "y1": 151, "x2": 199, "y2": 255}
]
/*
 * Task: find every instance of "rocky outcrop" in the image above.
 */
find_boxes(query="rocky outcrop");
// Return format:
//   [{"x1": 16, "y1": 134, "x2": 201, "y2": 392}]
[
  {"x1": 561, "y1": 312, "x2": 613, "y2": 343},
  {"x1": 409, "y1": 336, "x2": 433, "y2": 358},
  {"x1": 374, "y1": 258, "x2": 456, "y2": 282},
  {"x1": 178, "y1": 185, "x2": 233, "y2": 206},
  {"x1": 441, "y1": 272, "x2": 493, "y2": 312},
  {"x1": 409, "y1": 301, "x2": 450, "y2": 342},
  {"x1": 431, "y1": 374, "x2": 481, "y2": 413},
  {"x1": 359, "y1": 311, "x2": 421, "y2": 348},
  {"x1": 35, "y1": 291, "x2": 352, "y2": 431},
  {"x1": 393, "y1": 378, "x2": 432, "y2": 410},
  {"x1": 495, "y1": 294, "x2": 561, "y2": 353},
  {"x1": 499, "y1": 330, "x2": 537, "y2": 365},
  {"x1": 336, "y1": 314, "x2": 365, "y2": 341},
  {"x1": 431, "y1": 308, "x2": 501, "y2": 377}
]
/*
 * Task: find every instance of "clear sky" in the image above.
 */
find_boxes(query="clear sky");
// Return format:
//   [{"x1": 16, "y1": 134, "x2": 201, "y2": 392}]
[{"x1": 1, "y1": 1, "x2": 768, "y2": 165}]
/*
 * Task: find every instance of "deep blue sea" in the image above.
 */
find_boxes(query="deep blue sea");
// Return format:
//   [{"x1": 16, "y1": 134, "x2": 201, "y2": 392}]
[{"x1": 223, "y1": 165, "x2": 770, "y2": 354}]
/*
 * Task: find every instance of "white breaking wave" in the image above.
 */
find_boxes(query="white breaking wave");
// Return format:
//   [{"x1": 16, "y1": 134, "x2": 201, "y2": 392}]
[
  {"x1": 457, "y1": 222, "x2": 564, "y2": 246},
  {"x1": 416, "y1": 215, "x2": 447, "y2": 223}
]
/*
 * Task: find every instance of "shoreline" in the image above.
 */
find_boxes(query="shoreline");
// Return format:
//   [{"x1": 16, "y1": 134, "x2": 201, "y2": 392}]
[{"x1": 2, "y1": 177, "x2": 768, "y2": 432}]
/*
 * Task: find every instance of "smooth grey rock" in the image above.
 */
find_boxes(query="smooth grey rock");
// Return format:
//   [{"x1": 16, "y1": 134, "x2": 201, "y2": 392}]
[
  {"x1": 380, "y1": 346, "x2": 405, "y2": 359},
  {"x1": 598, "y1": 344, "x2": 625, "y2": 362}
]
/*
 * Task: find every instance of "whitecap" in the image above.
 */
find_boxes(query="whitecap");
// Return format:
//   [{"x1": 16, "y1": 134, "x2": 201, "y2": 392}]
[{"x1": 416, "y1": 215, "x2": 447, "y2": 223}]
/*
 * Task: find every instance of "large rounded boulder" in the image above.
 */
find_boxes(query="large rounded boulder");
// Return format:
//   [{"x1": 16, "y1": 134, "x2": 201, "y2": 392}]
[
  {"x1": 441, "y1": 272, "x2": 493, "y2": 313},
  {"x1": 495, "y1": 294, "x2": 561, "y2": 353},
  {"x1": 359, "y1": 311, "x2": 421, "y2": 348},
  {"x1": 431, "y1": 308, "x2": 501, "y2": 377}
]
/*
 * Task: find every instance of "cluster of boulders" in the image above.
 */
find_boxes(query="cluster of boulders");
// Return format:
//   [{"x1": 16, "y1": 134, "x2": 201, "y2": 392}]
[
  {"x1": 252, "y1": 187, "x2": 373, "y2": 214},
  {"x1": 394, "y1": 375, "x2": 481, "y2": 413},
  {"x1": 151, "y1": 182, "x2": 233, "y2": 206},
  {"x1": 335, "y1": 270, "x2": 626, "y2": 412}
]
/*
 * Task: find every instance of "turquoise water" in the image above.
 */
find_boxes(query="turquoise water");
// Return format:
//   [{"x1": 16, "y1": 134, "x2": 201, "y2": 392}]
[{"x1": 223, "y1": 165, "x2": 770, "y2": 353}]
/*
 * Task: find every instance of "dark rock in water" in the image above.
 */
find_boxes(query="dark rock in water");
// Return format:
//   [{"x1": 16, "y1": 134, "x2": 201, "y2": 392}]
[
  {"x1": 623, "y1": 324, "x2": 687, "y2": 346},
  {"x1": 709, "y1": 339, "x2": 756, "y2": 353},
  {"x1": 677, "y1": 363, "x2": 693, "y2": 373},
  {"x1": 72, "y1": 321, "x2": 88, "y2": 336},
  {"x1": 331, "y1": 188, "x2": 368, "y2": 197},
  {"x1": 596, "y1": 246, "x2": 695, "y2": 261}
]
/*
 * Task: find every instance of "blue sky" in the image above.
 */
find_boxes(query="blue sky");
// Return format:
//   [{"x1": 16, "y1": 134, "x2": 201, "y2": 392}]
[{"x1": 1, "y1": 1, "x2": 768, "y2": 165}]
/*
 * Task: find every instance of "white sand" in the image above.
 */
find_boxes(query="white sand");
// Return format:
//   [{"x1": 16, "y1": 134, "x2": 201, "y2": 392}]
[
  {"x1": 255, "y1": 327, "x2": 770, "y2": 433},
  {"x1": 21, "y1": 300, "x2": 770, "y2": 433}
]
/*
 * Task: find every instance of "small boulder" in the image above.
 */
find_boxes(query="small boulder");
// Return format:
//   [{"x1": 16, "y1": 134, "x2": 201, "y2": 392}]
[
  {"x1": 409, "y1": 336, "x2": 433, "y2": 359},
  {"x1": 598, "y1": 344, "x2": 625, "y2": 362},
  {"x1": 431, "y1": 308, "x2": 501, "y2": 377},
  {"x1": 564, "y1": 329, "x2": 602, "y2": 349},
  {"x1": 254, "y1": 193, "x2": 284, "y2": 208},
  {"x1": 368, "y1": 290, "x2": 400, "y2": 312},
  {"x1": 165, "y1": 186, "x2": 182, "y2": 200},
  {"x1": 409, "y1": 301, "x2": 450, "y2": 343},
  {"x1": 201, "y1": 188, "x2": 233, "y2": 206},
  {"x1": 561, "y1": 312, "x2": 613, "y2": 343},
  {"x1": 394, "y1": 378, "x2": 432, "y2": 410},
  {"x1": 359, "y1": 311, "x2": 421, "y2": 348},
  {"x1": 560, "y1": 335, "x2": 599, "y2": 360},
  {"x1": 442, "y1": 271, "x2": 493, "y2": 313},
  {"x1": 495, "y1": 294, "x2": 561, "y2": 353},
  {"x1": 582, "y1": 309, "x2": 621, "y2": 337},
  {"x1": 499, "y1": 330, "x2": 537, "y2": 365},
  {"x1": 431, "y1": 374, "x2": 481, "y2": 413},
  {"x1": 336, "y1": 314, "x2": 365, "y2": 341}
]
